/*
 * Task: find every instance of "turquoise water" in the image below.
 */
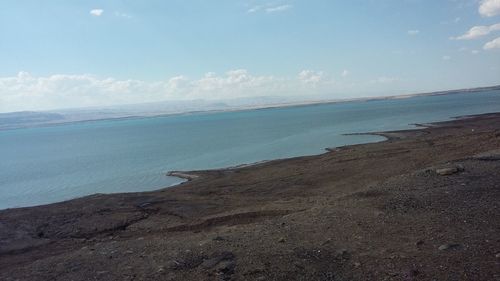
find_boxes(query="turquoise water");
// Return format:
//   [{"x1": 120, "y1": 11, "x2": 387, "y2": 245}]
[{"x1": 1, "y1": 90, "x2": 500, "y2": 209}]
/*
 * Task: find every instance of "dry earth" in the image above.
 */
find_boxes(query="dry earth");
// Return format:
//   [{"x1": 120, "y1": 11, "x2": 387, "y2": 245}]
[{"x1": 1, "y1": 113, "x2": 500, "y2": 281}]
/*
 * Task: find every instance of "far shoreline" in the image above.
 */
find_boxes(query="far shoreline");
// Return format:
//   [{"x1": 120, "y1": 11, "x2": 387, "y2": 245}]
[{"x1": 1, "y1": 84, "x2": 499, "y2": 131}]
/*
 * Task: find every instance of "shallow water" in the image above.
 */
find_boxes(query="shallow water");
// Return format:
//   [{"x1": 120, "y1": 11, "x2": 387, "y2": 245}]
[{"x1": 1, "y1": 90, "x2": 500, "y2": 209}]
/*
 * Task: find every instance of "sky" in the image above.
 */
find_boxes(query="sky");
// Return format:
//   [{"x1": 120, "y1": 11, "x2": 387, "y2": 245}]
[{"x1": 0, "y1": 0, "x2": 500, "y2": 113}]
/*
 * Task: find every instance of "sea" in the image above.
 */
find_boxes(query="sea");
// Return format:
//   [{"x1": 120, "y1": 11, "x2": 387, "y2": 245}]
[{"x1": 1, "y1": 90, "x2": 500, "y2": 209}]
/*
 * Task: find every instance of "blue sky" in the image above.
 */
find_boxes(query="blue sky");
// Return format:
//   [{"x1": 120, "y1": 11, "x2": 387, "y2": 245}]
[{"x1": 1, "y1": 0, "x2": 500, "y2": 112}]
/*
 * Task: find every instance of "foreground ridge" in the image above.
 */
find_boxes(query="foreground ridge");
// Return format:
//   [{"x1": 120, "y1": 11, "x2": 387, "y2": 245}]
[{"x1": 1, "y1": 113, "x2": 500, "y2": 280}]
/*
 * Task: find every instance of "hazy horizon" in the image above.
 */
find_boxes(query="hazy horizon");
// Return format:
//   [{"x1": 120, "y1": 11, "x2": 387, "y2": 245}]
[{"x1": 1, "y1": 0, "x2": 500, "y2": 113}]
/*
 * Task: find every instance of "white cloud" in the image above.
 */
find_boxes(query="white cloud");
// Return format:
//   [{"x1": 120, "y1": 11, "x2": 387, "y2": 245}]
[
  {"x1": 479, "y1": 0, "x2": 500, "y2": 17},
  {"x1": 341, "y1": 70, "x2": 350, "y2": 77},
  {"x1": 483, "y1": 36, "x2": 500, "y2": 49},
  {"x1": 248, "y1": 3, "x2": 292, "y2": 13},
  {"x1": 298, "y1": 70, "x2": 325, "y2": 84},
  {"x1": 408, "y1": 30, "x2": 420, "y2": 35},
  {"x1": 265, "y1": 5, "x2": 292, "y2": 13},
  {"x1": 90, "y1": 9, "x2": 104, "y2": 17},
  {"x1": 452, "y1": 23, "x2": 500, "y2": 40},
  {"x1": 247, "y1": 6, "x2": 261, "y2": 13},
  {"x1": 442, "y1": 55, "x2": 452, "y2": 60},
  {"x1": 471, "y1": 49, "x2": 480, "y2": 54},
  {"x1": 0, "y1": 70, "x2": 338, "y2": 112}
]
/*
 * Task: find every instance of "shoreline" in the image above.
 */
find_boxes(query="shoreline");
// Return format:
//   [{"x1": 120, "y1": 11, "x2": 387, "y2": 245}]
[
  {"x1": 2, "y1": 84, "x2": 499, "y2": 131},
  {"x1": 163, "y1": 115, "x2": 459, "y2": 185},
  {"x1": 1, "y1": 112, "x2": 499, "y2": 280}
]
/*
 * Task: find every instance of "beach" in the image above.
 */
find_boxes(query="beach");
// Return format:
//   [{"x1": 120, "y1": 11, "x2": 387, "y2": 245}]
[{"x1": 1, "y1": 112, "x2": 499, "y2": 280}]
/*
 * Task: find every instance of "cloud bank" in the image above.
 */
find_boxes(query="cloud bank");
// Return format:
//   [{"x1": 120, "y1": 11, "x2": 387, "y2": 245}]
[
  {"x1": 0, "y1": 70, "x2": 338, "y2": 113},
  {"x1": 89, "y1": 9, "x2": 104, "y2": 17},
  {"x1": 484, "y1": 36, "x2": 500, "y2": 49},
  {"x1": 452, "y1": 23, "x2": 500, "y2": 40},
  {"x1": 479, "y1": 0, "x2": 500, "y2": 17},
  {"x1": 248, "y1": 3, "x2": 293, "y2": 13}
]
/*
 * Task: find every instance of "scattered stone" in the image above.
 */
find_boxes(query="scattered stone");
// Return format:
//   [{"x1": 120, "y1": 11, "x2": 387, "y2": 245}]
[
  {"x1": 278, "y1": 237, "x2": 286, "y2": 243},
  {"x1": 473, "y1": 149, "x2": 500, "y2": 161},
  {"x1": 138, "y1": 202, "x2": 152, "y2": 208},
  {"x1": 353, "y1": 262, "x2": 361, "y2": 268},
  {"x1": 438, "y1": 243, "x2": 460, "y2": 251},
  {"x1": 436, "y1": 167, "x2": 460, "y2": 176},
  {"x1": 495, "y1": 253, "x2": 500, "y2": 259},
  {"x1": 167, "y1": 260, "x2": 182, "y2": 270},
  {"x1": 213, "y1": 236, "x2": 225, "y2": 241},
  {"x1": 321, "y1": 238, "x2": 331, "y2": 245}
]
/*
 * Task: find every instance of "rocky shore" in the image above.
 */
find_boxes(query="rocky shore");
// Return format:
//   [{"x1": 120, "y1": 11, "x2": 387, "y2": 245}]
[{"x1": 1, "y1": 113, "x2": 500, "y2": 281}]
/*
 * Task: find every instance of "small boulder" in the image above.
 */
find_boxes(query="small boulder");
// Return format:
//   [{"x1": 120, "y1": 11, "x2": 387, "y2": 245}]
[
  {"x1": 436, "y1": 167, "x2": 460, "y2": 176},
  {"x1": 438, "y1": 243, "x2": 460, "y2": 251}
]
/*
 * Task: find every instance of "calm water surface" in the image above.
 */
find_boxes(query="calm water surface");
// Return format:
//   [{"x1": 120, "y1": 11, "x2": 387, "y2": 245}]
[{"x1": 1, "y1": 90, "x2": 500, "y2": 209}]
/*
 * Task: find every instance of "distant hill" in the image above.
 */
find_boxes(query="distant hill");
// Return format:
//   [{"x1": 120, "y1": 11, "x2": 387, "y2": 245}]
[
  {"x1": 1, "y1": 85, "x2": 499, "y2": 130},
  {"x1": 0, "y1": 111, "x2": 66, "y2": 130}
]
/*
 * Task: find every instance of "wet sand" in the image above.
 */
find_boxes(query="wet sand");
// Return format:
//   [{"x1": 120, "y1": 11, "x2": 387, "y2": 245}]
[{"x1": 1, "y1": 113, "x2": 499, "y2": 280}]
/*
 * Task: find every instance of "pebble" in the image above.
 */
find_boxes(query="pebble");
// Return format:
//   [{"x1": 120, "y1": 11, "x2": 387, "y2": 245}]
[
  {"x1": 278, "y1": 237, "x2": 286, "y2": 243},
  {"x1": 321, "y1": 238, "x2": 331, "y2": 245},
  {"x1": 438, "y1": 243, "x2": 460, "y2": 251},
  {"x1": 436, "y1": 167, "x2": 460, "y2": 176}
]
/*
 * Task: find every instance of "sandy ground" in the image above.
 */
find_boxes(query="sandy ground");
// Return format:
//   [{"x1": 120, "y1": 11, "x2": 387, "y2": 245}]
[{"x1": 1, "y1": 113, "x2": 499, "y2": 281}]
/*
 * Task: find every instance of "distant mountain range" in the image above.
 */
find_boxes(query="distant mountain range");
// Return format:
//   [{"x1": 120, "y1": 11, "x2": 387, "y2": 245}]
[{"x1": 1, "y1": 85, "x2": 499, "y2": 130}]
